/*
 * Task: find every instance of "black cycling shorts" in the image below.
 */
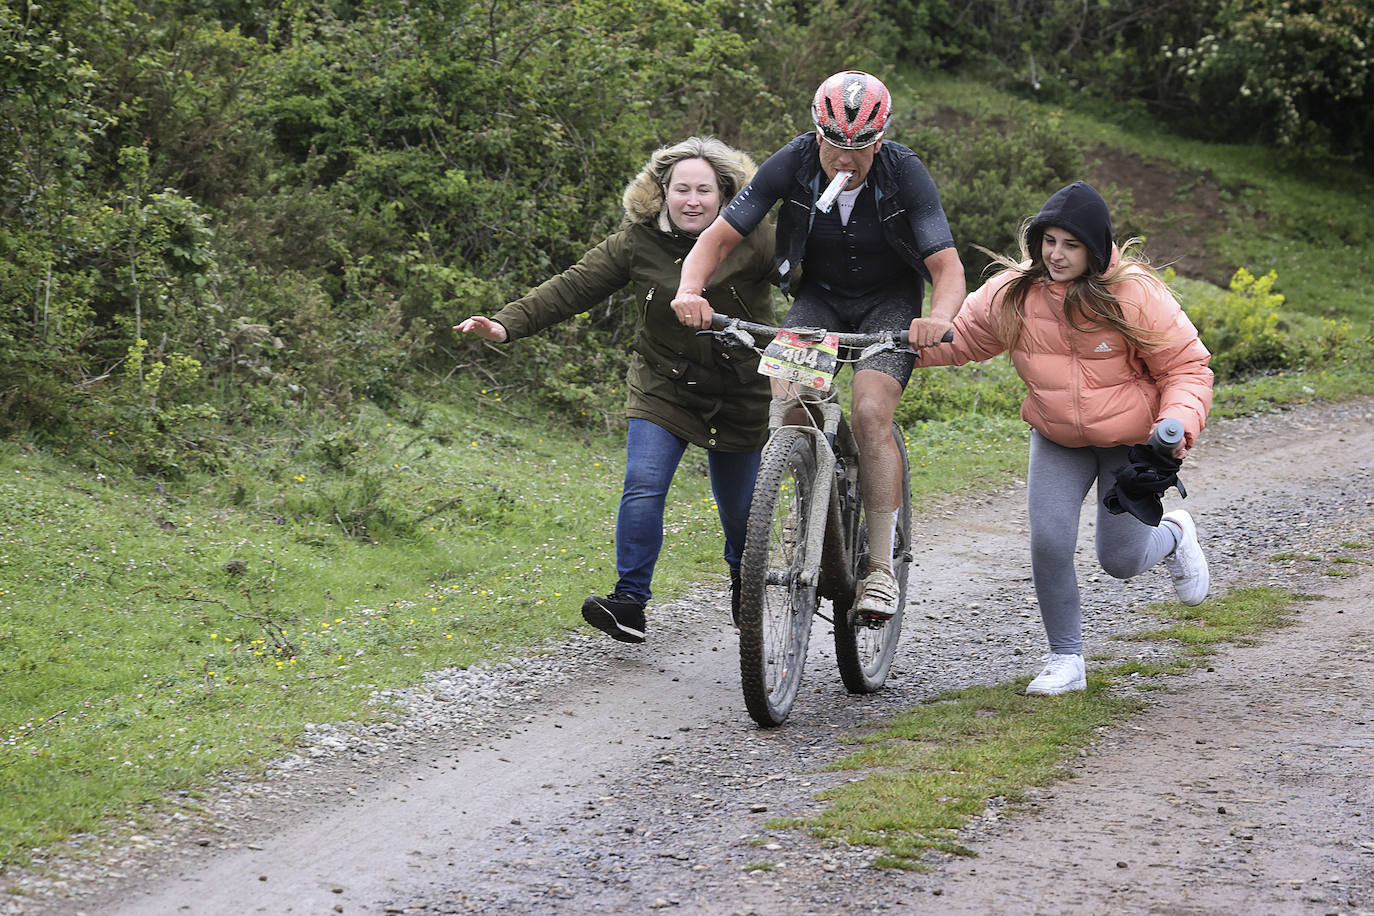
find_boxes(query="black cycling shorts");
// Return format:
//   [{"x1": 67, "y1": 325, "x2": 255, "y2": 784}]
[{"x1": 782, "y1": 281, "x2": 922, "y2": 388}]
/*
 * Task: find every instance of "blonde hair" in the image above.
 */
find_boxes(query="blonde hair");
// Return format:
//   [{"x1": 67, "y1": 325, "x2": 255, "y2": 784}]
[
  {"x1": 981, "y1": 225, "x2": 1171, "y2": 353},
  {"x1": 620, "y1": 136, "x2": 757, "y2": 228}
]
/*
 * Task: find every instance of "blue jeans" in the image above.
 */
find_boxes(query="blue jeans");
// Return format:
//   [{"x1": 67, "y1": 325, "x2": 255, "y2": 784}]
[{"x1": 614, "y1": 418, "x2": 761, "y2": 604}]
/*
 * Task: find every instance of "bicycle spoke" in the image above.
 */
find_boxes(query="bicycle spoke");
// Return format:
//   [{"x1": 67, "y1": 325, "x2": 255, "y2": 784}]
[{"x1": 737, "y1": 429, "x2": 816, "y2": 727}]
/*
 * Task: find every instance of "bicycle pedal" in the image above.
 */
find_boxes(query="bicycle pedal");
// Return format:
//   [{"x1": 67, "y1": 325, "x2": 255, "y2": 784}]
[
  {"x1": 858, "y1": 611, "x2": 892, "y2": 629},
  {"x1": 847, "y1": 607, "x2": 889, "y2": 629}
]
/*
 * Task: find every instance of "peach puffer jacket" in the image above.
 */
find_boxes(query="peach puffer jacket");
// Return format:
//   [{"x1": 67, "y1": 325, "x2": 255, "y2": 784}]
[{"x1": 918, "y1": 248, "x2": 1213, "y2": 449}]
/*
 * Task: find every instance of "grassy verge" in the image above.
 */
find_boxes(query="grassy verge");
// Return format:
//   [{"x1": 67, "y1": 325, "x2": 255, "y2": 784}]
[
  {"x1": 768, "y1": 587, "x2": 1306, "y2": 869},
  {"x1": 0, "y1": 392, "x2": 726, "y2": 863}
]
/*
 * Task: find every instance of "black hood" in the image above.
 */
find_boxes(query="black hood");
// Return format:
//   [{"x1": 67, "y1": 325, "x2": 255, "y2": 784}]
[{"x1": 1026, "y1": 180, "x2": 1113, "y2": 274}]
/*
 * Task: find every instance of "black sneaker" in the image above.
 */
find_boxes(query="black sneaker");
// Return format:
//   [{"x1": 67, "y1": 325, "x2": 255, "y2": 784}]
[
  {"x1": 581, "y1": 593, "x2": 646, "y2": 643},
  {"x1": 729, "y1": 566, "x2": 741, "y2": 628}
]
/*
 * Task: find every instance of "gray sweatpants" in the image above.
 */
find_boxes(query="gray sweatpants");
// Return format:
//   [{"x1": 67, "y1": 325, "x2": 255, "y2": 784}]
[{"x1": 1027, "y1": 429, "x2": 1182, "y2": 655}]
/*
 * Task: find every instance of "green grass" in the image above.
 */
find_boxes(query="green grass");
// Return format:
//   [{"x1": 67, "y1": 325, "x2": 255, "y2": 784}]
[
  {"x1": 1119, "y1": 586, "x2": 1298, "y2": 652},
  {"x1": 0, "y1": 395, "x2": 727, "y2": 863},
  {"x1": 777, "y1": 589, "x2": 1301, "y2": 869},
  {"x1": 904, "y1": 412, "x2": 1029, "y2": 498}
]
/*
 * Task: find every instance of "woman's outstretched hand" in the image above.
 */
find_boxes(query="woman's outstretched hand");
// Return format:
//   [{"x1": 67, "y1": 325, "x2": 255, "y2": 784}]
[{"x1": 454, "y1": 316, "x2": 508, "y2": 342}]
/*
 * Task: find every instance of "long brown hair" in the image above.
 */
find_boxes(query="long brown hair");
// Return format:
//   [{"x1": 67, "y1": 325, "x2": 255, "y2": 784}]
[{"x1": 982, "y1": 221, "x2": 1171, "y2": 352}]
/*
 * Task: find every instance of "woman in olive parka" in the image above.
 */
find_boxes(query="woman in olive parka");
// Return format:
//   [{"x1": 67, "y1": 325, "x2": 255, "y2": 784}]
[{"x1": 457, "y1": 137, "x2": 777, "y2": 644}]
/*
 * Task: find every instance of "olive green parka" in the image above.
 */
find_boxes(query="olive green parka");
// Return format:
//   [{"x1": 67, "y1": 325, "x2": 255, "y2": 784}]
[{"x1": 491, "y1": 153, "x2": 778, "y2": 452}]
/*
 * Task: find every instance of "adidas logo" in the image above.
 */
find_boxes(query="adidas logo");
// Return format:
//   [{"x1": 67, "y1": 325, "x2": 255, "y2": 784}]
[{"x1": 1094, "y1": 342, "x2": 1113, "y2": 353}]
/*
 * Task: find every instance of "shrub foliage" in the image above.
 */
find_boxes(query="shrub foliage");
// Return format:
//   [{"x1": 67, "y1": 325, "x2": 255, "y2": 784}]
[
  {"x1": 879, "y1": 0, "x2": 1374, "y2": 164},
  {"x1": 2, "y1": 0, "x2": 879, "y2": 453},
  {"x1": 2, "y1": 0, "x2": 1366, "y2": 476}
]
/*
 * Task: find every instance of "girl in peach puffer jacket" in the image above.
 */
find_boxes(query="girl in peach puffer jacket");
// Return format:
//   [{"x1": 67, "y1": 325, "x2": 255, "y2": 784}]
[{"x1": 917, "y1": 181, "x2": 1213, "y2": 697}]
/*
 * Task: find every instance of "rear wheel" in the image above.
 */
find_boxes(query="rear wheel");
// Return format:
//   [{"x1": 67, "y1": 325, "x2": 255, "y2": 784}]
[
  {"x1": 834, "y1": 423, "x2": 911, "y2": 693},
  {"x1": 738, "y1": 428, "x2": 818, "y2": 727}
]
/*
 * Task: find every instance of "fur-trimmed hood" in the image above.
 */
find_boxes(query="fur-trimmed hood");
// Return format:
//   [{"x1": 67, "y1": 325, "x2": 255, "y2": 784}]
[{"x1": 620, "y1": 142, "x2": 758, "y2": 233}]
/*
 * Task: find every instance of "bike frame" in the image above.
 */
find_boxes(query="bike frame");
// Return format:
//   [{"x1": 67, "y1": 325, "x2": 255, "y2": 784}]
[{"x1": 710, "y1": 312, "x2": 917, "y2": 608}]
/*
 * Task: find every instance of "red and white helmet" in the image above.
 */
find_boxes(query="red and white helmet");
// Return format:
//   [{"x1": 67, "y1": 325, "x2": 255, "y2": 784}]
[{"x1": 812, "y1": 71, "x2": 891, "y2": 150}]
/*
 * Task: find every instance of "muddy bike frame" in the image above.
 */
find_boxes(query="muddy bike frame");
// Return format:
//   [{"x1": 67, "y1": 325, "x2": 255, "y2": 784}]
[
  {"x1": 705, "y1": 313, "x2": 947, "y2": 727},
  {"x1": 758, "y1": 372, "x2": 865, "y2": 607}
]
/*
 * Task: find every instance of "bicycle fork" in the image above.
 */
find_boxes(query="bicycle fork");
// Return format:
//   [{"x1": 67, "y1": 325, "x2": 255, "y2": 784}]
[{"x1": 766, "y1": 395, "x2": 848, "y2": 594}]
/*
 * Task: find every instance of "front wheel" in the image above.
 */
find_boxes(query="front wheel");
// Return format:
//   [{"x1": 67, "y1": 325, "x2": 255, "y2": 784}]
[
  {"x1": 738, "y1": 428, "x2": 818, "y2": 727},
  {"x1": 834, "y1": 423, "x2": 911, "y2": 694}
]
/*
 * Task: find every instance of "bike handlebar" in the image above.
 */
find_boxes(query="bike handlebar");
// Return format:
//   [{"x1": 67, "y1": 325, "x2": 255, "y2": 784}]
[{"x1": 708, "y1": 313, "x2": 952, "y2": 348}]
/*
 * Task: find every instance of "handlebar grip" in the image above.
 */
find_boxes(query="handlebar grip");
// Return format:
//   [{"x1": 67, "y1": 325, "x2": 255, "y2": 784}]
[{"x1": 895, "y1": 328, "x2": 954, "y2": 346}]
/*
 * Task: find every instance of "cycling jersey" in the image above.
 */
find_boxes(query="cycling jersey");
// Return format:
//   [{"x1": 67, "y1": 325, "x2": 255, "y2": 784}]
[{"x1": 722, "y1": 133, "x2": 955, "y2": 297}]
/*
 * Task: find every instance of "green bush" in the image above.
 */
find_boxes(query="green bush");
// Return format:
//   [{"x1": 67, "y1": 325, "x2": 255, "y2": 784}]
[
  {"x1": 898, "y1": 358, "x2": 1027, "y2": 426},
  {"x1": 5, "y1": 0, "x2": 1369, "y2": 472},
  {"x1": 910, "y1": 111, "x2": 1088, "y2": 278},
  {"x1": 873, "y1": 0, "x2": 1373, "y2": 164},
  {"x1": 82, "y1": 338, "x2": 224, "y2": 478},
  {"x1": 0, "y1": 3, "x2": 107, "y2": 436},
  {"x1": 1186, "y1": 268, "x2": 1294, "y2": 381},
  {"x1": 1187, "y1": 265, "x2": 1357, "y2": 384},
  {"x1": 1165, "y1": 0, "x2": 1374, "y2": 159},
  {"x1": 3, "y1": 0, "x2": 886, "y2": 451}
]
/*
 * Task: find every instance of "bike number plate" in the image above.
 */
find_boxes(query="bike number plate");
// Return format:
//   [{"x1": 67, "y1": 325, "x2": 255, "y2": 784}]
[{"x1": 757, "y1": 329, "x2": 839, "y2": 391}]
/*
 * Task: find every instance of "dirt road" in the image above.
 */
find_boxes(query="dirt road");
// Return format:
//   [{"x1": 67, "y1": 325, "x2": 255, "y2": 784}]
[{"x1": 5, "y1": 398, "x2": 1373, "y2": 916}]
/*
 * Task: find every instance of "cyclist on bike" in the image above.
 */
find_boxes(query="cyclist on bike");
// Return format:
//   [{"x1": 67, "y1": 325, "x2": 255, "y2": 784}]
[{"x1": 672, "y1": 70, "x2": 966, "y2": 623}]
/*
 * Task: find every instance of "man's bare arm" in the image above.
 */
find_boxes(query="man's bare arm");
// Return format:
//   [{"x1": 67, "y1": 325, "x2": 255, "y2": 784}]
[
  {"x1": 670, "y1": 216, "x2": 746, "y2": 327},
  {"x1": 907, "y1": 246, "x2": 967, "y2": 348}
]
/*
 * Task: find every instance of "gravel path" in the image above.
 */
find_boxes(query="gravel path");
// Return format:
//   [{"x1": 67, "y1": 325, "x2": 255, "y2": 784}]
[{"x1": 3, "y1": 398, "x2": 1372, "y2": 916}]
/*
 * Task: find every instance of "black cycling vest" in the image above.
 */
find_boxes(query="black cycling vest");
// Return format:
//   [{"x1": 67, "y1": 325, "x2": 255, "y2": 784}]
[{"x1": 802, "y1": 186, "x2": 909, "y2": 297}]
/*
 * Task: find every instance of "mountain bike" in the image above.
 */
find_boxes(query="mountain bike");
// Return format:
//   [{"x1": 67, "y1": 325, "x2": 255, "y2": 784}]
[{"x1": 704, "y1": 313, "x2": 947, "y2": 727}]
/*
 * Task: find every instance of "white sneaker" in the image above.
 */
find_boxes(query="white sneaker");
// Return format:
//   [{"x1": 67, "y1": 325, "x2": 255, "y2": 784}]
[
  {"x1": 854, "y1": 567, "x2": 899, "y2": 623},
  {"x1": 1163, "y1": 510, "x2": 1209, "y2": 606},
  {"x1": 1025, "y1": 653, "x2": 1086, "y2": 696}
]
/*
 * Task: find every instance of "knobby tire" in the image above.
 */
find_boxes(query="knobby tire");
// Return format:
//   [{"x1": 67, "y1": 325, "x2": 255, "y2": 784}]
[
  {"x1": 737, "y1": 428, "x2": 818, "y2": 727},
  {"x1": 833, "y1": 423, "x2": 911, "y2": 693}
]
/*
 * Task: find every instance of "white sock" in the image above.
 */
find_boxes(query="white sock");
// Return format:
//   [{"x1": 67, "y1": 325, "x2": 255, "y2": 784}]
[{"x1": 866, "y1": 509, "x2": 898, "y2": 575}]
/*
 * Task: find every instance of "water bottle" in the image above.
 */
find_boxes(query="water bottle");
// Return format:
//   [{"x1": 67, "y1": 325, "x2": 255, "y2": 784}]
[{"x1": 1147, "y1": 418, "x2": 1184, "y2": 456}]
